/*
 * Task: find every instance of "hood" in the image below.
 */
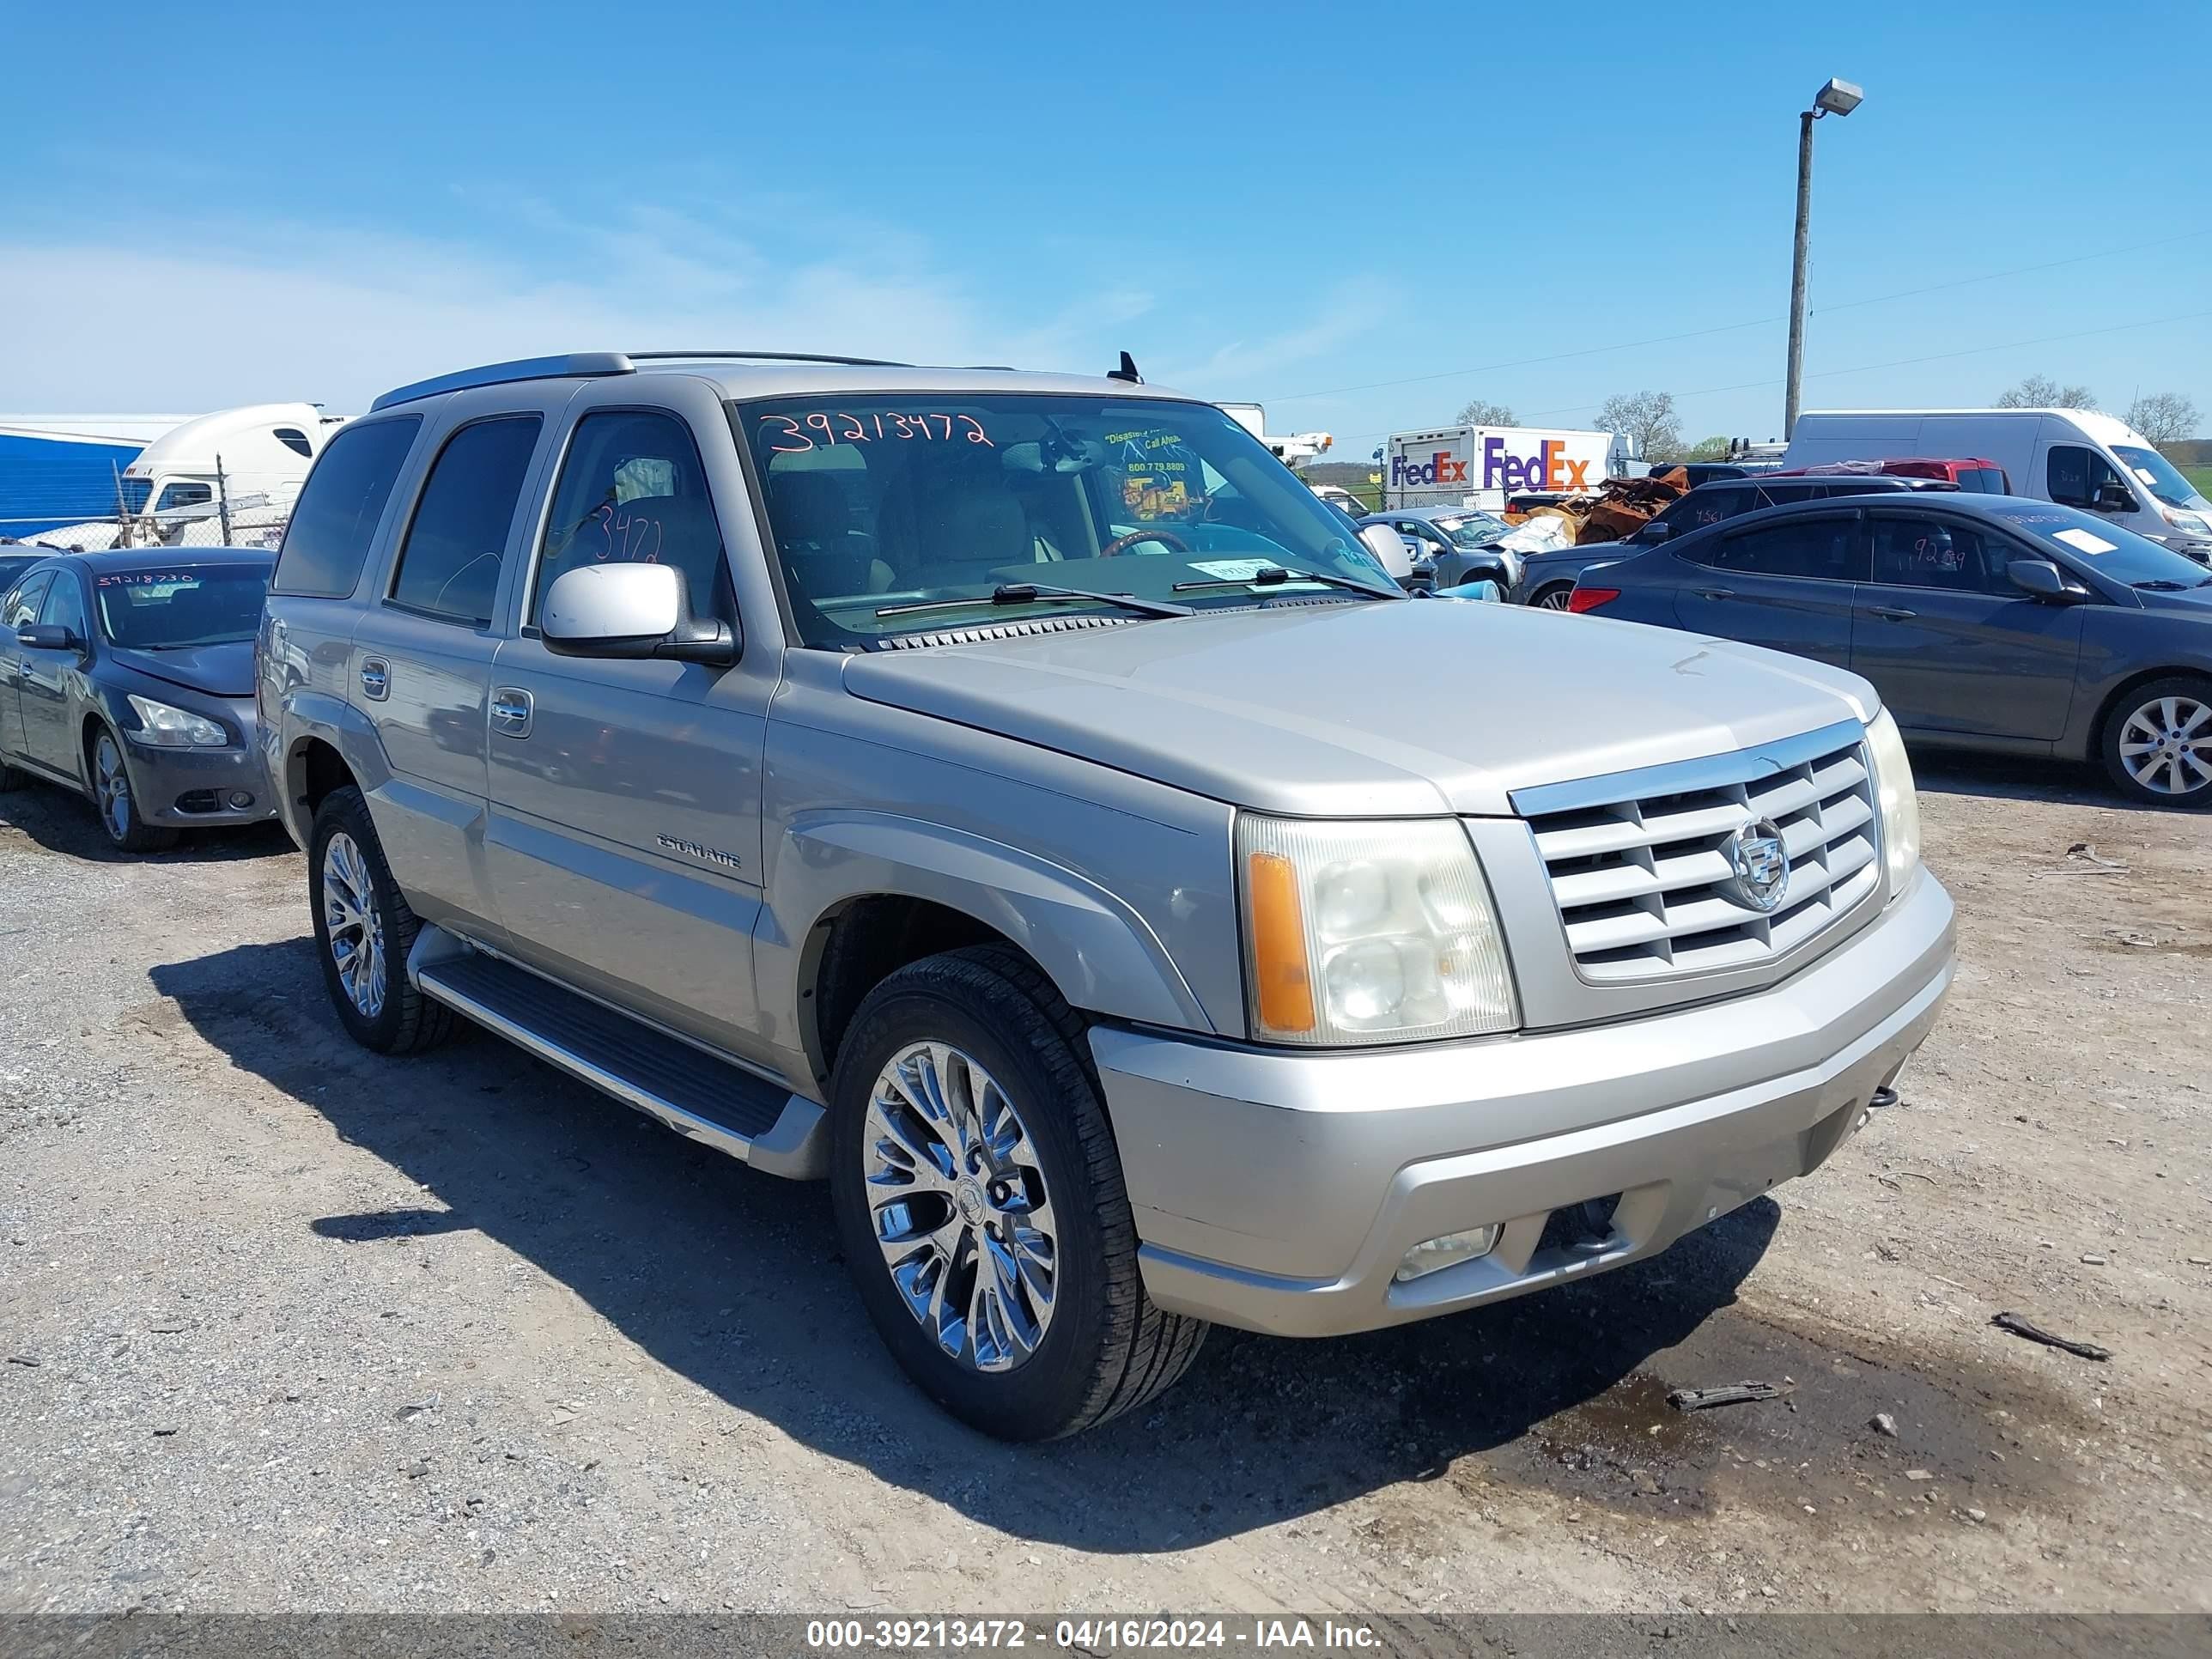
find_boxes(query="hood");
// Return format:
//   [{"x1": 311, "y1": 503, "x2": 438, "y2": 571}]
[
  {"x1": 842, "y1": 600, "x2": 1876, "y2": 817},
  {"x1": 106, "y1": 640, "x2": 256, "y2": 699}
]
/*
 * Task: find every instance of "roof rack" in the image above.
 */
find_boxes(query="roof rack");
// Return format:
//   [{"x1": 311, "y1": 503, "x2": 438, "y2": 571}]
[{"x1": 368, "y1": 349, "x2": 916, "y2": 412}]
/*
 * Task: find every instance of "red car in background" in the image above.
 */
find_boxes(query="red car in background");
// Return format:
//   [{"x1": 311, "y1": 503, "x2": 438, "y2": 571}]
[{"x1": 1771, "y1": 457, "x2": 2011, "y2": 493}]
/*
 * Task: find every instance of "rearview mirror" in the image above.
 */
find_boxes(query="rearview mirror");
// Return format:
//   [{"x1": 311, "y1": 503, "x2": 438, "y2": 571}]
[
  {"x1": 2008, "y1": 558, "x2": 2077, "y2": 602},
  {"x1": 1358, "y1": 523, "x2": 1413, "y2": 582},
  {"x1": 15, "y1": 623, "x2": 82, "y2": 653},
  {"x1": 542, "y1": 562, "x2": 738, "y2": 666}
]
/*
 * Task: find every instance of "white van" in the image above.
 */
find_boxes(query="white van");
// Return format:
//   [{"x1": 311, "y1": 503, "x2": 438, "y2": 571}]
[{"x1": 1784, "y1": 408, "x2": 2212, "y2": 564}]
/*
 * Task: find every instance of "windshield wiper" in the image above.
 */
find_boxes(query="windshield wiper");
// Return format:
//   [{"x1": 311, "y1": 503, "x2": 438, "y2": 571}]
[
  {"x1": 876, "y1": 582, "x2": 1190, "y2": 620},
  {"x1": 1170, "y1": 565, "x2": 1404, "y2": 600},
  {"x1": 2131, "y1": 579, "x2": 2191, "y2": 591}
]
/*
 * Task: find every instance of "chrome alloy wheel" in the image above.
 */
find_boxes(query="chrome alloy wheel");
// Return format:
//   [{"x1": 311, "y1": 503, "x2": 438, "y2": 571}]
[
  {"x1": 321, "y1": 831, "x2": 387, "y2": 1018},
  {"x1": 2118, "y1": 694, "x2": 2212, "y2": 796},
  {"x1": 94, "y1": 733, "x2": 134, "y2": 841},
  {"x1": 1533, "y1": 587, "x2": 1573, "y2": 611},
  {"x1": 863, "y1": 1042, "x2": 1058, "y2": 1371}
]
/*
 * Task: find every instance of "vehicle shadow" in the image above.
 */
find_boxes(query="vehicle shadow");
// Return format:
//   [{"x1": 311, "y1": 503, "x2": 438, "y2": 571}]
[
  {"x1": 1909, "y1": 749, "x2": 2191, "y2": 814},
  {"x1": 150, "y1": 938, "x2": 1781, "y2": 1553},
  {"x1": 0, "y1": 781, "x2": 294, "y2": 864}
]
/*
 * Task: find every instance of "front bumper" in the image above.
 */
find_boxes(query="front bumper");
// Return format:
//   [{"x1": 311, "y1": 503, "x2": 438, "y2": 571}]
[
  {"x1": 124, "y1": 732, "x2": 278, "y2": 826},
  {"x1": 1091, "y1": 866, "x2": 1955, "y2": 1338}
]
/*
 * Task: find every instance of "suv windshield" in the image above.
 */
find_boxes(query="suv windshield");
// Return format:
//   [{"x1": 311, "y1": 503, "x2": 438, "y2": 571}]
[
  {"x1": 734, "y1": 394, "x2": 1398, "y2": 646},
  {"x1": 1987, "y1": 503, "x2": 2212, "y2": 587},
  {"x1": 2110, "y1": 445, "x2": 2211, "y2": 513},
  {"x1": 94, "y1": 562, "x2": 271, "y2": 648}
]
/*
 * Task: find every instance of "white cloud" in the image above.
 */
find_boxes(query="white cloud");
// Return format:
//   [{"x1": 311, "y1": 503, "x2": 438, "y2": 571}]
[{"x1": 0, "y1": 203, "x2": 1161, "y2": 412}]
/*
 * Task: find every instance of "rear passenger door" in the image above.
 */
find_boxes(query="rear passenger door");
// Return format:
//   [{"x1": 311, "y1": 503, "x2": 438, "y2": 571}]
[
  {"x1": 483, "y1": 392, "x2": 776, "y2": 1064},
  {"x1": 1848, "y1": 508, "x2": 2085, "y2": 741},
  {"x1": 348, "y1": 401, "x2": 552, "y2": 943},
  {"x1": 1669, "y1": 509, "x2": 1864, "y2": 667}
]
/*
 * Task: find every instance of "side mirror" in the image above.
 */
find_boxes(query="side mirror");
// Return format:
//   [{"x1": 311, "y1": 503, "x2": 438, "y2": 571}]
[
  {"x1": 541, "y1": 562, "x2": 738, "y2": 666},
  {"x1": 1639, "y1": 520, "x2": 1673, "y2": 544},
  {"x1": 2093, "y1": 483, "x2": 2134, "y2": 514},
  {"x1": 16, "y1": 623, "x2": 82, "y2": 653},
  {"x1": 2008, "y1": 558, "x2": 2078, "y2": 602},
  {"x1": 1358, "y1": 523, "x2": 1414, "y2": 581}
]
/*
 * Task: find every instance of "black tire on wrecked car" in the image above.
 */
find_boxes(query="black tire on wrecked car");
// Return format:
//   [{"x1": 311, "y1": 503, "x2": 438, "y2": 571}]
[{"x1": 829, "y1": 945, "x2": 1206, "y2": 1440}]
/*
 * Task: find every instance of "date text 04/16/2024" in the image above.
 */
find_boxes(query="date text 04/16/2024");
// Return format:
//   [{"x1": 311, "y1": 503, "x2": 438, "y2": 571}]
[{"x1": 803, "y1": 1620, "x2": 1382, "y2": 1650}]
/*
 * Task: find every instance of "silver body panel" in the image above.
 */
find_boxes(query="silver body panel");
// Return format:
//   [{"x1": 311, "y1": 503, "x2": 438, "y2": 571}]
[{"x1": 260, "y1": 357, "x2": 1955, "y2": 1339}]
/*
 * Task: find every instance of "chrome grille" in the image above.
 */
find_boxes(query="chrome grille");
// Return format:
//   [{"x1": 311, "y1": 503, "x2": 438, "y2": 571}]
[{"x1": 1513, "y1": 721, "x2": 1879, "y2": 983}]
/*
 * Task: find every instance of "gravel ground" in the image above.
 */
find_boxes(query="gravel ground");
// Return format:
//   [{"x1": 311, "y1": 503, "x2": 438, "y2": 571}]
[{"x1": 2, "y1": 750, "x2": 2209, "y2": 1615}]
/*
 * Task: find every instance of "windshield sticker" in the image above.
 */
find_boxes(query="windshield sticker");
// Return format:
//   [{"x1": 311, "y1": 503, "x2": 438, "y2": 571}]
[
  {"x1": 1187, "y1": 559, "x2": 1288, "y2": 582},
  {"x1": 759, "y1": 412, "x2": 991, "y2": 453},
  {"x1": 2053, "y1": 527, "x2": 2118, "y2": 556},
  {"x1": 2132, "y1": 468, "x2": 2160, "y2": 488}
]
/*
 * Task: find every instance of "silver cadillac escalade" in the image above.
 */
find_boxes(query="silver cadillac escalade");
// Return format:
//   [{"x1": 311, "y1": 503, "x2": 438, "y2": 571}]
[{"x1": 257, "y1": 351, "x2": 1955, "y2": 1440}]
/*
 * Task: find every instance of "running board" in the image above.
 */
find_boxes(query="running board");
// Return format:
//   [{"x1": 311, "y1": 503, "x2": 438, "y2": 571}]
[{"x1": 407, "y1": 930, "x2": 828, "y2": 1180}]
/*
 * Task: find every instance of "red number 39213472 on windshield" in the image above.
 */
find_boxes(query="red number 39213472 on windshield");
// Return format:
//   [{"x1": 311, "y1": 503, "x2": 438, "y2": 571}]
[{"x1": 759, "y1": 412, "x2": 992, "y2": 453}]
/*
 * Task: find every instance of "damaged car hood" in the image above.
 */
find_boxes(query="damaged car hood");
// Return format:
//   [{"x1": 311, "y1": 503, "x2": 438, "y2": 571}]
[{"x1": 841, "y1": 599, "x2": 1878, "y2": 817}]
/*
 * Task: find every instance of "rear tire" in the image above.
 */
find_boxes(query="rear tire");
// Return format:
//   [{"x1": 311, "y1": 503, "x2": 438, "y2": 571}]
[
  {"x1": 88, "y1": 725, "x2": 179, "y2": 854},
  {"x1": 307, "y1": 785, "x2": 458, "y2": 1053},
  {"x1": 829, "y1": 945, "x2": 1206, "y2": 1440},
  {"x1": 2100, "y1": 676, "x2": 2212, "y2": 807}
]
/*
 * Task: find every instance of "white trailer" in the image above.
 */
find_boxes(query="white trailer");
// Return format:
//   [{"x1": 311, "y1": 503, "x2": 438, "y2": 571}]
[{"x1": 1384, "y1": 424, "x2": 1632, "y2": 512}]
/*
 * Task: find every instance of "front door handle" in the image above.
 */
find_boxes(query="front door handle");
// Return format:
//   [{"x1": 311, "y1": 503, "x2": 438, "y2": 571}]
[
  {"x1": 1693, "y1": 586, "x2": 1735, "y2": 601},
  {"x1": 359, "y1": 657, "x2": 390, "y2": 700},
  {"x1": 489, "y1": 687, "x2": 533, "y2": 738},
  {"x1": 1869, "y1": 605, "x2": 1918, "y2": 621}
]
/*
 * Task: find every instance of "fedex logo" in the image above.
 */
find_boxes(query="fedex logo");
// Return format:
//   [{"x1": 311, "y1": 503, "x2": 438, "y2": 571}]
[
  {"x1": 1482, "y1": 437, "x2": 1589, "y2": 493},
  {"x1": 1388, "y1": 448, "x2": 1470, "y2": 489}
]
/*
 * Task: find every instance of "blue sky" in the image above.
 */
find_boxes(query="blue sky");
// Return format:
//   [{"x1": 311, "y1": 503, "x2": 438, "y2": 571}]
[{"x1": 3, "y1": 0, "x2": 2208, "y2": 452}]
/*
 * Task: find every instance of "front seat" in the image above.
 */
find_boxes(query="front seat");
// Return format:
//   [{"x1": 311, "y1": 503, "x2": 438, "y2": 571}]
[
  {"x1": 772, "y1": 471, "x2": 889, "y2": 599},
  {"x1": 905, "y1": 472, "x2": 1036, "y2": 590}
]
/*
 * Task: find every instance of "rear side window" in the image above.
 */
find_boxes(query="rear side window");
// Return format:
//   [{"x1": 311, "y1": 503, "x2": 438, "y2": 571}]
[
  {"x1": 531, "y1": 410, "x2": 727, "y2": 625},
  {"x1": 1702, "y1": 517, "x2": 1864, "y2": 581},
  {"x1": 389, "y1": 416, "x2": 544, "y2": 625},
  {"x1": 1959, "y1": 467, "x2": 2008, "y2": 494},
  {"x1": 273, "y1": 416, "x2": 422, "y2": 599}
]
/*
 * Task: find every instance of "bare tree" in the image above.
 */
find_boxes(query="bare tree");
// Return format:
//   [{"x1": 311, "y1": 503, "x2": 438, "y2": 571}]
[
  {"x1": 1596, "y1": 391, "x2": 1684, "y2": 464},
  {"x1": 2124, "y1": 392, "x2": 2201, "y2": 447},
  {"x1": 1454, "y1": 397, "x2": 1516, "y2": 428},
  {"x1": 1685, "y1": 435, "x2": 1734, "y2": 463},
  {"x1": 1996, "y1": 374, "x2": 2096, "y2": 410}
]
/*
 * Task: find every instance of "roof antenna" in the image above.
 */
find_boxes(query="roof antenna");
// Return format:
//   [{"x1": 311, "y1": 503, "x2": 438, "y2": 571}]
[{"x1": 1107, "y1": 350, "x2": 1142, "y2": 385}]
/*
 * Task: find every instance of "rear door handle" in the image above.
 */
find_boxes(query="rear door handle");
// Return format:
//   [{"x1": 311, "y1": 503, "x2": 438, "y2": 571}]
[
  {"x1": 1869, "y1": 605, "x2": 1918, "y2": 621},
  {"x1": 1693, "y1": 586, "x2": 1735, "y2": 601},
  {"x1": 489, "y1": 687, "x2": 533, "y2": 738},
  {"x1": 359, "y1": 657, "x2": 390, "y2": 700}
]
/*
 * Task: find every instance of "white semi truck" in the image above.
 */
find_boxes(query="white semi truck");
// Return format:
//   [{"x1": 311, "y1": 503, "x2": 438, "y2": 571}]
[{"x1": 1384, "y1": 423, "x2": 1633, "y2": 512}]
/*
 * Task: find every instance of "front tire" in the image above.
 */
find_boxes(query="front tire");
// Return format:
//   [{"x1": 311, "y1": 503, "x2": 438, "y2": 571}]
[
  {"x1": 2101, "y1": 677, "x2": 2212, "y2": 806},
  {"x1": 88, "y1": 726, "x2": 179, "y2": 853},
  {"x1": 1530, "y1": 584, "x2": 1574, "y2": 611},
  {"x1": 829, "y1": 945, "x2": 1206, "y2": 1440},
  {"x1": 307, "y1": 786, "x2": 458, "y2": 1053}
]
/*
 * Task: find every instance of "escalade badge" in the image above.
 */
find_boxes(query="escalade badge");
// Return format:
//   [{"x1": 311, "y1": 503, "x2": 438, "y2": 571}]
[{"x1": 1725, "y1": 818, "x2": 1789, "y2": 912}]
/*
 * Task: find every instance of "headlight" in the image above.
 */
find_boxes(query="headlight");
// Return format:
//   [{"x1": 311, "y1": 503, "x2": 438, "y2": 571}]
[
  {"x1": 1864, "y1": 708, "x2": 1922, "y2": 893},
  {"x1": 126, "y1": 694, "x2": 228, "y2": 748},
  {"x1": 2162, "y1": 507, "x2": 2209, "y2": 536},
  {"x1": 1237, "y1": 814, "x2": 1517, "y2": 1045}
]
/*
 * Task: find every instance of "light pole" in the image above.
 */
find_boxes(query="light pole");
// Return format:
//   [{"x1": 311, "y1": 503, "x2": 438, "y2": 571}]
[{"x1": 1784, "y1": 76, "x2": 1863, "y2": 438}]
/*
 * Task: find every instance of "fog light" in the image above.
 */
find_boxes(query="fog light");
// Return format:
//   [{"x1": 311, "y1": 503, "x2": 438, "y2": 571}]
[
  {"x1": 228, "y1": 791, "x2": 254, "y2": 810},
  {"x1": 1394, "y1": 1224, "x2": 1501, "y2": 1283}
]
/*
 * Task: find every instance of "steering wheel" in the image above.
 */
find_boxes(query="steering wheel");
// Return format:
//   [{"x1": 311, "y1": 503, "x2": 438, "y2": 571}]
[{"x1": 1098, "y1": 527, "x2": 1193, "y2": 558}]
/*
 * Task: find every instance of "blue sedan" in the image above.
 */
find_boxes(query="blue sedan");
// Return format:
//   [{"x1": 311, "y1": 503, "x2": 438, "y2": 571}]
[{"x1": 1569, "y1": 494, "x2": 2212, "y2": 805}]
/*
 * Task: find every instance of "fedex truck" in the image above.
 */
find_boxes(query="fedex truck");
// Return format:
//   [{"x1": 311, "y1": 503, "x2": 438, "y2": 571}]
[{"x1": 1384, "y1": 424, "x2": 1633, "y2": 512}]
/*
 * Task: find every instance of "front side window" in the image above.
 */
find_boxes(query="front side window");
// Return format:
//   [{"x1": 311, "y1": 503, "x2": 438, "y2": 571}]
[
  {"x1": 40, "y1": 570, "x2": 89, "y2": 637},
  {"x1": 274, "y1": 416, "x2": 421, "y2": 599},
  {"x1": 532, "y1": 410, "x2": 728, "y2": 626},
  {"x1": 4, "y1": 572, "x2": 53, "y2": 629},
  {"x1": 1869, "y1": 517, "x2": 2008, "y2": 593},
  {"x1": 153, "y1": 483, "x2": 214, "y2": 513},
  {"x1": 389, "y1": 416, "x2": 544, "y2": 625},
  {"x1": 2046, "y1": 445, "x2": 2131, "y2": 511},
  {"x1": 736, "y1": 394, "x2": 1401, "y2": 646},
  {"x1": 1701, "y1": 517, "x2": 1864, "y2": 581},
  {"x1": 94, "y1": 563, "x2": 271, "y2": 648}
]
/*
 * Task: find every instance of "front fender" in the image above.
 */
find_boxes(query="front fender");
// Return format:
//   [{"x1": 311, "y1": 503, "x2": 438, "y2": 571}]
[
  {"x1": 757, "y1": 809, "x2": 1218, "y2": 1076},
  {"x1": 272, "y1": 686, "x2": 392, "y2": 846}
]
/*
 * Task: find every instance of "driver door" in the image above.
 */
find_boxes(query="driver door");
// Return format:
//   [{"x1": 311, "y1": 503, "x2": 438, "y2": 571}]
[
  {"x1": 21, "y1": 566, "x2": 94, "y2": 777},
  {"x1": 0, "y1": 572, "x2": 54, "y2": 769}
]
